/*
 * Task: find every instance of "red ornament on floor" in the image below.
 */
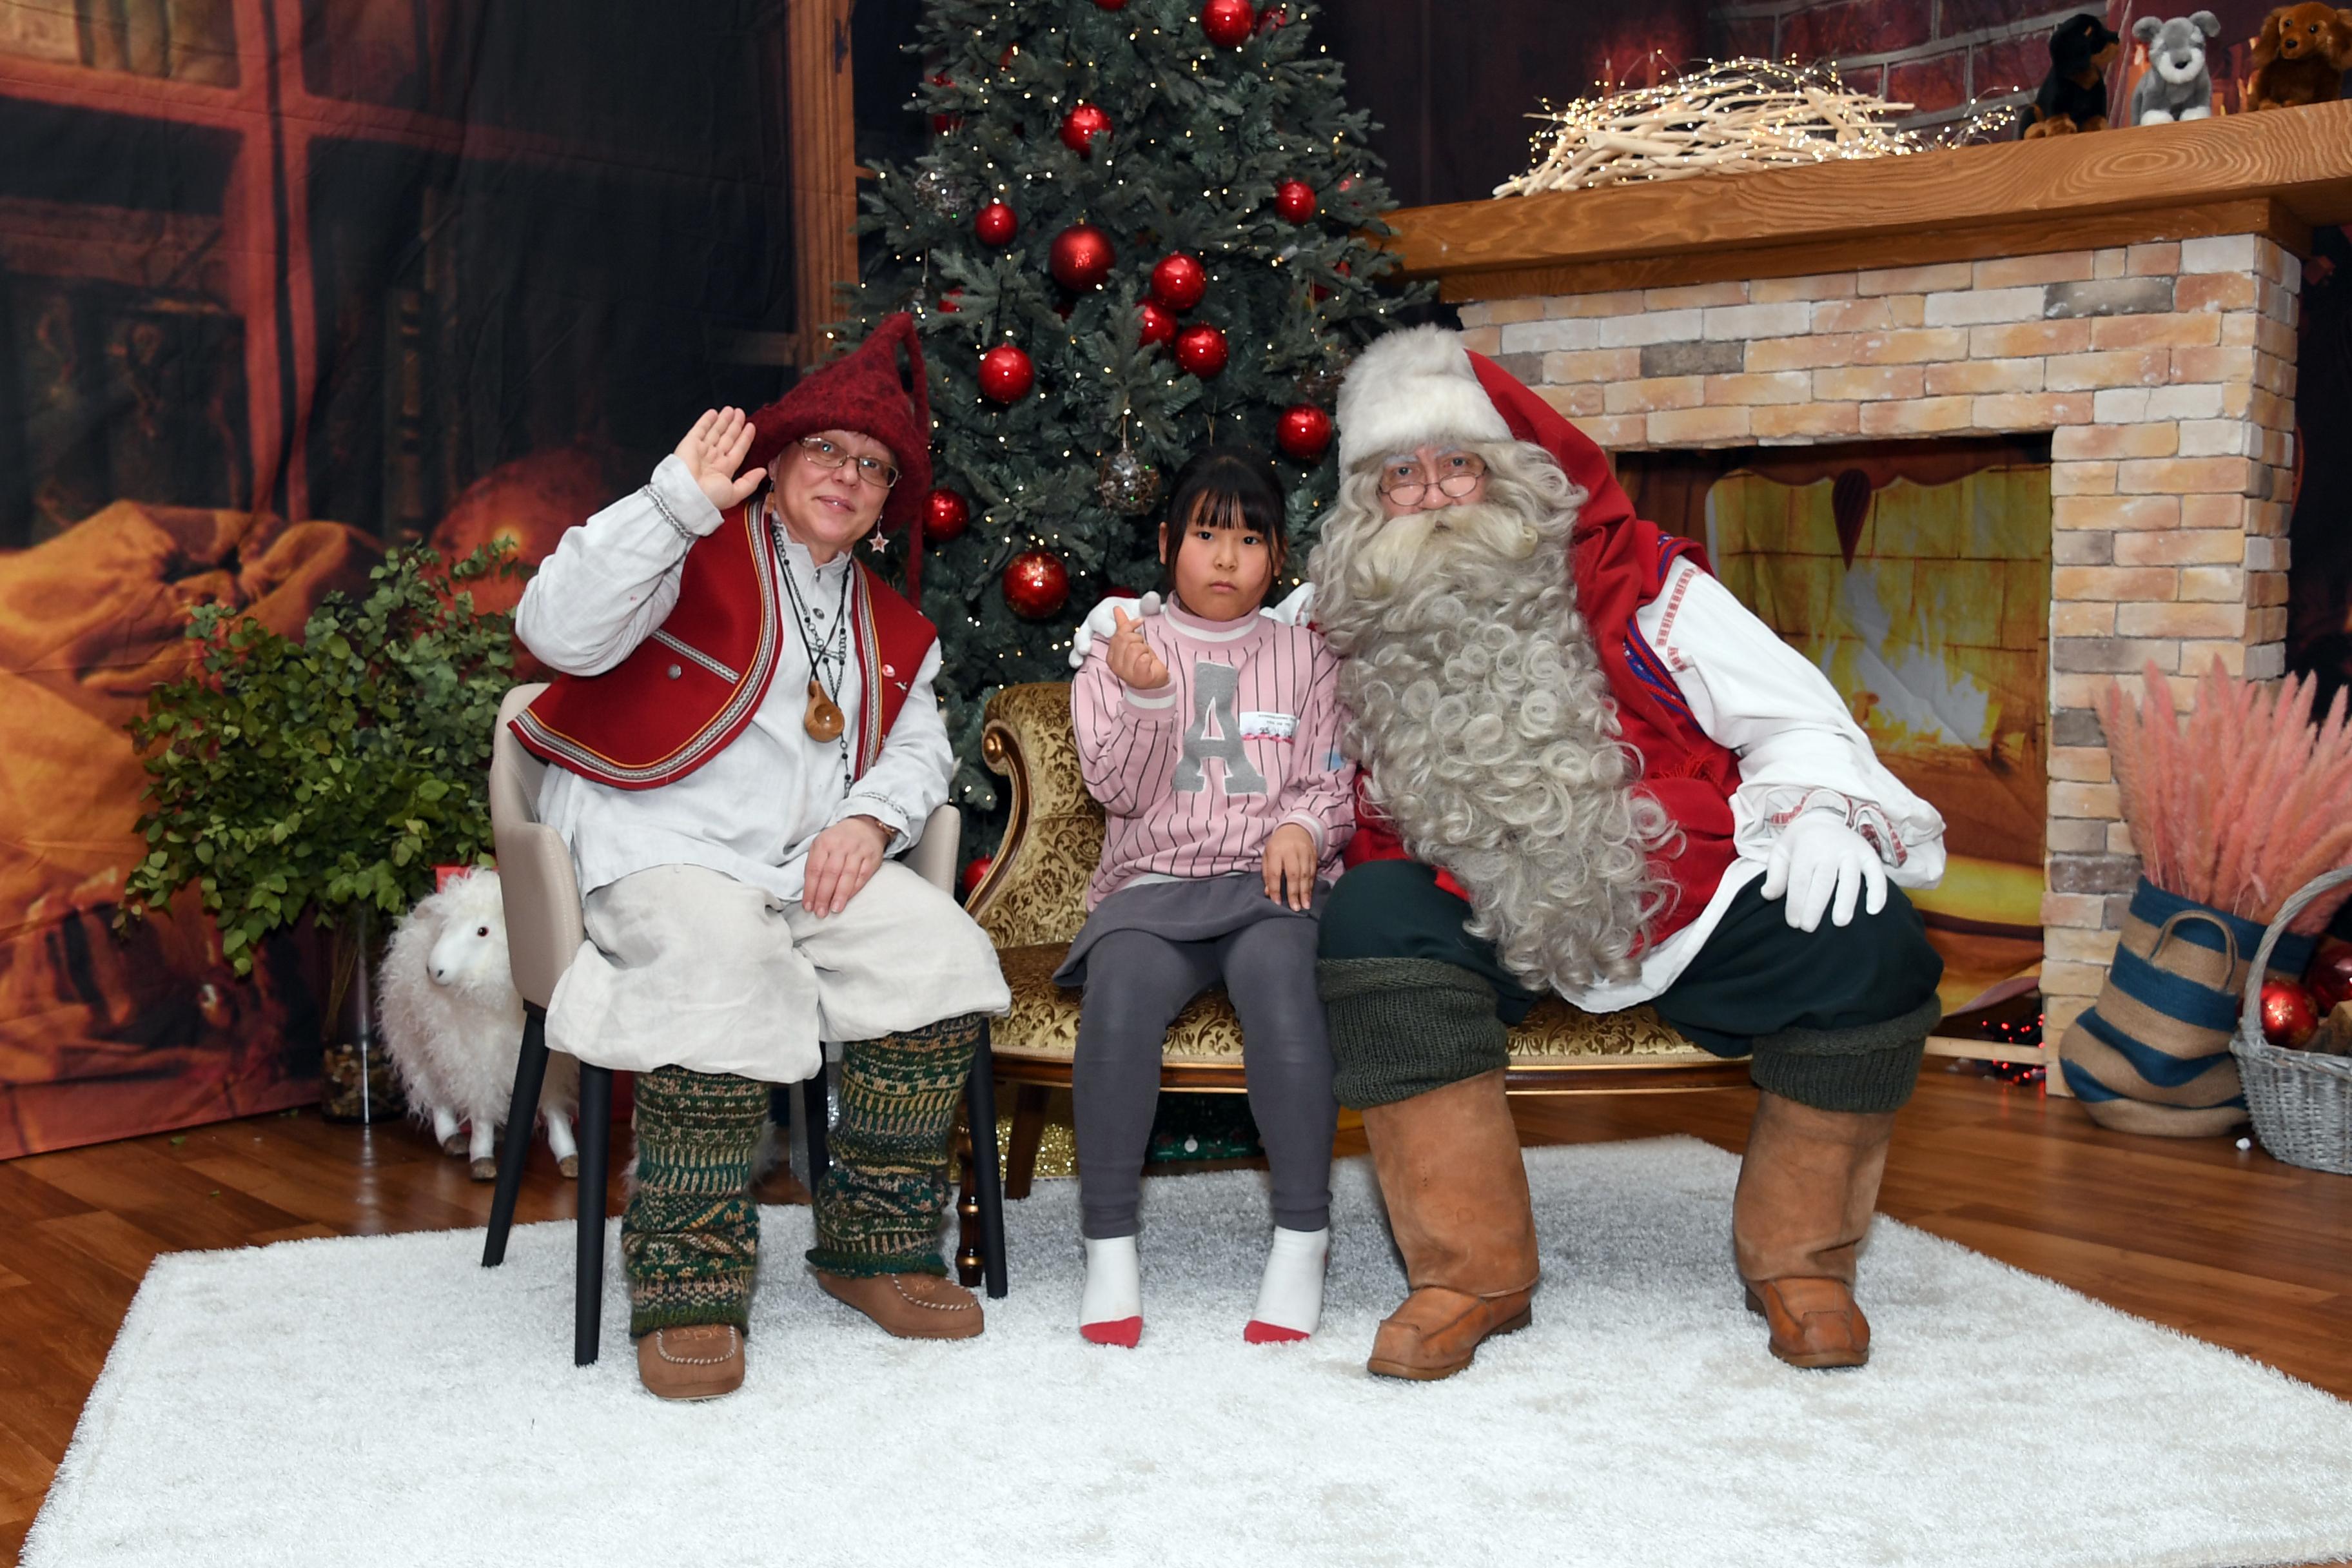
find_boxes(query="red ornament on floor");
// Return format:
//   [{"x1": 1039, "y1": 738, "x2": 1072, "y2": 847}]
[
  {"x1": 1150, "y1": 253, "x2": 1208, "y2": 311},
  {"x1": 1138, "y1": 299, "x2": 1177, "y2": 346},
  {"x1": 1060, "y1": 103, "x2": 1113, "y2": 155},
  {"x1": 1003, "y1": 549, "x2": 1071, "y2": 619},
  {"x1": 2261, "y1": 979, "x2": 2320, "y2": 1049},
  {"x1": 974, "y1": 201, "x2": 1017, "y2": 246},
  {"x1": 1049, "y1": 224, "x2": 1116, "y2": 290},
  {"x1": 923, "y1": 487, "x2": 970, "y2": 544},
  {"x1": 979, "y1": 344, "x2": 1035, "y2": 403},
  {"x1": 1273, "y1": 179, "x2": 1316, "y2": 223},
  {"x1": 1174, "y1": 323, "x2": 1229, "y2": 377},
  {"x1": 1201, "y1": 0, "x2": 1255, "y2": 46},
  {"x1": 1276, "y1": 403, "x2": 1333, "y2": 460},
  {"x1": 928, "y1": 74, "x2": 961, "y2": 133},
  {"x1": 961, "y1": 856, "x2": 993, "y2": 895}
]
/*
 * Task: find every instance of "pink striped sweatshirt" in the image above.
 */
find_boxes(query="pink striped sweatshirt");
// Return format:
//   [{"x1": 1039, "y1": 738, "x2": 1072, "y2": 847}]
[{"x1": 1073, "y1": 602, "x2": 1356, "y2": 908}]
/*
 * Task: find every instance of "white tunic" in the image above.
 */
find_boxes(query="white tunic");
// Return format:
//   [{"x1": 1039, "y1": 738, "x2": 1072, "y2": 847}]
[
  {"x1": 514, "y1": 455, "x2": 953, "y2": 905},
  {"x1": 1561, "y1": 558, "x2": 1948, "y2": 1014}
]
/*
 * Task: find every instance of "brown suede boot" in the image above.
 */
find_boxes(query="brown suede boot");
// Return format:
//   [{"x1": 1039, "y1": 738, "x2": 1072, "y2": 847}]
[
  {"x1": 1360, "y1": 1069, "x2": 1540, "y2": 1381},
  {"x1": 1732, "y1": 1092, "x2": 1897, "y2": 1369}
]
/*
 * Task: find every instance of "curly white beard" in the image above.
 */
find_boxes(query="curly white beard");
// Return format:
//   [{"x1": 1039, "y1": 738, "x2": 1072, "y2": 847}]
[{"x1": 1308, "y1": 443, "x2": 1668, "y2": 990}]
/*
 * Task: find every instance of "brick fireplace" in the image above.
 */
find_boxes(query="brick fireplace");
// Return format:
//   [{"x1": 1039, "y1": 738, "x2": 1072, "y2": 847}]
[{"x1": 1386, "y1": 107, "x2": 2352, "y2": 1067}]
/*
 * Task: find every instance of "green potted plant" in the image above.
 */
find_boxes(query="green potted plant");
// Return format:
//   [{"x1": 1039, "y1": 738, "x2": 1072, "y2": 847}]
[{"x1": 120, "y1": 544, "x2": 518, "y2": 1122}]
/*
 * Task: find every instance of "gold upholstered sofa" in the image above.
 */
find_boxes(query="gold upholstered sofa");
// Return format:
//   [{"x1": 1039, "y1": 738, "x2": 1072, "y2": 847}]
[{"x1": 964, "y1": 683, "x2": 1745, "y2": 1194}]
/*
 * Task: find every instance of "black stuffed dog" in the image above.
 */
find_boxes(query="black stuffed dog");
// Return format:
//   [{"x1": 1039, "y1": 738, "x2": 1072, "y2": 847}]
[{"x1": 2022, "y1": 13, "x2": 2124, "y2": 135}]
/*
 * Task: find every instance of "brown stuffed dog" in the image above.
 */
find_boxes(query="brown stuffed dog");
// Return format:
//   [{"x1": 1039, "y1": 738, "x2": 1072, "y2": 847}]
[{"x1": 2247, "y1": 2, "x2": 2352, "y2": 110}]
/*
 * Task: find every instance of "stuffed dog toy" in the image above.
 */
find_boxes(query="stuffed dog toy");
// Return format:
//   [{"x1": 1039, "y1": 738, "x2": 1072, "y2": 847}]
[
  {"x1": 2132, "y1": 12, "x2": 2224, "y2": 121},
  {"x1": 2023, "y1": 13, "x2": 2126, "y2": 135},
  {"x1": 2247, "y1": 2, "x2": 2352, "y2": 109}
]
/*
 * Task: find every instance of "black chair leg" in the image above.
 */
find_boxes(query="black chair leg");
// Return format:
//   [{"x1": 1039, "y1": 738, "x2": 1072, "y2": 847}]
[
  {"x1": 965, "y1": 1026, "x2": 1008, "y2": 1299},
  {"x1": 482, "y1": 1003, "x2": 551, "y2": 1268},
  {"x1": 801, "y1": 1069, "x2": 830, "y2": 1194},
  {"x1": 574, "y1": 1063, "x2": 613, "y2": 1367}
]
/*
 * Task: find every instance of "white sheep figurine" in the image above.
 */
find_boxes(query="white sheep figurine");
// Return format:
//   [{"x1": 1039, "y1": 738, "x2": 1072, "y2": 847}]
[{"x1": 379, "y1": 867, "x2": 579, "y2": 1181}]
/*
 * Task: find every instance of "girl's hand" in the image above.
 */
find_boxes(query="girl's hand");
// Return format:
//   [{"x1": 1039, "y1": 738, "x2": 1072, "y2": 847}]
[
  {"x1": 804, "y1": 816, "x2": 891, "y2": 917},
  {"x1": 1261, "y1": 823, "x2": 1318, "y2": 911},
  {"x1": 1105, "y1": 607, "x2": 1171, "y2": 692},
  {"x1": 674, "y1": 407, "x2": 764, "y2": 513}
]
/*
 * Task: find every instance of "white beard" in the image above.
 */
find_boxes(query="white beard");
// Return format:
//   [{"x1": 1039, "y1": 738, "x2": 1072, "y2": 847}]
[{"x1": 1310, "y1": 486, "x2": 1666, "y2": 990}]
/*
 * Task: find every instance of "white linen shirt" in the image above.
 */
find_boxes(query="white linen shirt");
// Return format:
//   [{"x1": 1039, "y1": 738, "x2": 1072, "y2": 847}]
[
  {"x1": 1560, "y1": 557, "x2": 1948, "y2": 1014},
  {"x1": 514, "y1": 455, "x2": 952, "y2": 905}
]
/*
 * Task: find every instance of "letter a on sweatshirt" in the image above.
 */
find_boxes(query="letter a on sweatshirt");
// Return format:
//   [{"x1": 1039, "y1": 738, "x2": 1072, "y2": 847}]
[{"x1": 1173, "y1": 661, "x2": 1267, "y2": 796}]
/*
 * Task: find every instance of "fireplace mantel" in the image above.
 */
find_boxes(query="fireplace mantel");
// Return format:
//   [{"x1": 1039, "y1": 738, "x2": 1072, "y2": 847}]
[{"x1": 1385, "y1": 101, "x2": 2352, "y2": 300}]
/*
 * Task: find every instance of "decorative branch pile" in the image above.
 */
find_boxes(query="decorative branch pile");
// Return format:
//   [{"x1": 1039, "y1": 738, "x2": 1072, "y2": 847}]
[
  {"x1": 2101, "y1": 660, "x2": 2352, "y2": 934},
  {"x1": 1496, "y1": 59, "x2": 2017, "y2": 198}
]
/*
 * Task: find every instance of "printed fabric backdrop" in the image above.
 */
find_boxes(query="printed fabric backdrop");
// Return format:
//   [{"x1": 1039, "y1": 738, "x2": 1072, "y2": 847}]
[{"x1": 0, "y1": 0, "x2": 803, "y2": 1157}]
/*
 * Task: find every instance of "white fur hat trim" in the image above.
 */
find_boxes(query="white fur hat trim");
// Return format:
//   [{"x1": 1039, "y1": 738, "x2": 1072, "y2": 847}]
[{"x1": 1335, "y1": 324, "x2": 1511, "y2": 473}]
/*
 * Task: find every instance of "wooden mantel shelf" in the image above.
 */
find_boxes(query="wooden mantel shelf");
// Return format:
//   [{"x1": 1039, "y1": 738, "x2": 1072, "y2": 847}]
[{"x1": 1387, "y1": 99, "x2": 2352, "y2": 300}]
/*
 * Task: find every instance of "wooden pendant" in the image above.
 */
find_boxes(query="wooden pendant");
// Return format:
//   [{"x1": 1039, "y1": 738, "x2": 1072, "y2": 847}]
[{"x1": 803, "y1": 680, "x2": 845, "y2": 743}]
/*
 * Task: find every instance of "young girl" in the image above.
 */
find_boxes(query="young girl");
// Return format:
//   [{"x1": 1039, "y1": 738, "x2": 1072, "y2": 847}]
[{"x1": 1057, "y1": 446, "x2": 1355, "y2": 1347}]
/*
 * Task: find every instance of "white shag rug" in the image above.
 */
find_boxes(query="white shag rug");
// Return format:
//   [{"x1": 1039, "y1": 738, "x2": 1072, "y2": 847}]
[{"x1": 28, "y1": 1138, "x2": 2352, "y2": 1568}]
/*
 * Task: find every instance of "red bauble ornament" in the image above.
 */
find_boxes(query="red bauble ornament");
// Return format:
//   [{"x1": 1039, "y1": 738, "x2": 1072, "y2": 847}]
[
  {"x1": 1059, "y1": 102, "x2": 1112, "y2": 156},
  {"x1": 1092, "y1": 0, "x2": 1128, "y2": 8},
  {"x1": 1257, "y1": 5, "x2": 1286, "y2": 32},
  {"x1": 1201, "y1": 0, "x2": 1255, "y2": 46},
  {"x1": 937, "y1": 291, "x2": 963, "y2": 314},
  {"x1": 1003, "y1": 549, "x2": 1071, "y2": 619},
  {"x1": 1273, "y1": 179, "x2": 1317, "y2": 223},
  {"x1": 1049, "y1": 224, "x2": 1116, "y2": 290},
  {"x1": 1150, "y1": 253, "x2": 1208, "y2": 312},
  {"x1": 2261, "y1": 979, "x2": 2321, "y2": 1049},
  {"x1": 974, "y1": 201, "x2": 1017, "y2": 246},
  {"x1": 2308, "y1": 937, "x2": 2352, "y2": 1013},
  {"x1": 1138, "y1": 300, "x2": 1177, "y2": 346},
  {"x1": 1174, "y1": 323, "x2": 1229, "y2": 378},
  {"x1": 928, "y1": 73, "x2": 961, "y2": 133},
  {"x1": 961, "y1": 856, "x2": 994, "y2": 895},
  {"x1": 1276, "y1": 403, "x2": 1333, "y2": 461},
  {"x1": 923, "y1": 487, "x2": 970, "y2": 544},
  {"x1": 979, "y1": 343, "x2": 1035, "y2": 403}
]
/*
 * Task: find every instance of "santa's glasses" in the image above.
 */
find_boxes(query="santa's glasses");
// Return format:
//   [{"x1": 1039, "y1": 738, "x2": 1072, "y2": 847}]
[
  {"x1": 1377, "y1": 451, "x2": 1485, "y2": 506},
  {"x1": 798, "y1": 436, "x2": 900, "y2": 489}
]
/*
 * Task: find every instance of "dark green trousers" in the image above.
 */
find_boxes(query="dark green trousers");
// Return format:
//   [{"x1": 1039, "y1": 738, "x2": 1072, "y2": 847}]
[{"x1": 1317, "y1": 859, "x2": 1944, "y2": 1115}]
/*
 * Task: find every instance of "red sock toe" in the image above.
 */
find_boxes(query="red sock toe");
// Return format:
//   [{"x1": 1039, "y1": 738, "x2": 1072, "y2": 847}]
[
  {"x1": 1244, "y1": 1319, "x2": 1310, "y2": 1344},
  {"x1": 1081, "y1": 1316, "x2": 1142, "y2": 1348}
]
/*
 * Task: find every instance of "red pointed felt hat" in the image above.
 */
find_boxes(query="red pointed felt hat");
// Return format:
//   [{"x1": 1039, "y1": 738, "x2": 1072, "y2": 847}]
[{"x1": 745, "y1": 313, "x2": 935, "y2": 583}]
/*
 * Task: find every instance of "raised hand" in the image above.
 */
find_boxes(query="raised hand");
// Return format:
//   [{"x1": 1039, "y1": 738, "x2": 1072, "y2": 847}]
[
  {"x1": 673, "y1": 407, "x2": 764, "y2": 513},
  {"x1": 1104, "y1": 606, "x2": 1171, "y2": 692},
  {"x1": 1261, "y1": 823, "x2": 1318, "y2": 911},
  {"x1": 1068, "y1": 590, "x2": 1161, "y2": 669}
]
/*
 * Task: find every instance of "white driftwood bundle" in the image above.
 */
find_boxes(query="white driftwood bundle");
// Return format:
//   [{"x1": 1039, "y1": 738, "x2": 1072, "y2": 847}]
[{"x1": 1499, "y1": 59, "x2": 1958, "y2": 197}]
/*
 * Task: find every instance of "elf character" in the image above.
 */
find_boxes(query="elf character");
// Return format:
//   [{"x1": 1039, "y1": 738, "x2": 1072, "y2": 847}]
[
  {"x1": 513, "y1": 316, "x2": 1010, "y2": 1400},
  {"x1": 1072, "y1": 327, "x2": 1946, "y2": 1380}
]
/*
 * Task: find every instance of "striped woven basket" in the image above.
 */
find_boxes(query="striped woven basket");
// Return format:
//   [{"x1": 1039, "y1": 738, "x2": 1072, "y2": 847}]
[
  {"x1": 2230, "y1": 868, "x2": 2352, "y2": 1175},
  {"x1": 2058, "y1": 878, "x2": 2318, "y2": 1137}
]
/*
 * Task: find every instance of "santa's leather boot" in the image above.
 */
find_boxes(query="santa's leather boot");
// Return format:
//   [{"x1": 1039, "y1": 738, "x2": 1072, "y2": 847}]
[
  {"x1": 1732, "y1": 1091, "x2": 1897, "y2": 1369},
  {"x1": 1361, "y1": 1068, "x2": 1540, "y2": 1380}
]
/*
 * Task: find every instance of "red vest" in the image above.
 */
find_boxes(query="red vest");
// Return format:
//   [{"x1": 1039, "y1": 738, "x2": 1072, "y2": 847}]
[{"x1": 513, "y1": 498, "x2": 939, "y2": 790}]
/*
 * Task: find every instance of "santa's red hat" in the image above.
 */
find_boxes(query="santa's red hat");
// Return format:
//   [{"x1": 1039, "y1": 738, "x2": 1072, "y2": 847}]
[{"x1": 745, "y1": 313, "x2": 935, "y2": 589}]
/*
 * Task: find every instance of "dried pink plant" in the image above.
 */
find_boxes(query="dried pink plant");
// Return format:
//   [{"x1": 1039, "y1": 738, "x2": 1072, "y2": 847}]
[{"x1": 2102, "y1": 659, "x2": 2352, "y2": 933}]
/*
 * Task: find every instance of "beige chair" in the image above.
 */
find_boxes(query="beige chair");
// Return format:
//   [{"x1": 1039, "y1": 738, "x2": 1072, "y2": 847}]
[
  {"x1": 965, "y1": 683, "x2": 1749, "y2": 1194},
  {"x1": 479, "y1": 681, "x2": 1001, "y2": 1366}
]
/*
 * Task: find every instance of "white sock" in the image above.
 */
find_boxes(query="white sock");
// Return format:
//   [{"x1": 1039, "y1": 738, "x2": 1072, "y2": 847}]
[
  {"x1": 1246, "y1": 1226, "x2": 1329, "y2": 1341},
  {"x1": 1080, "y1": 1235, "x2": 1142, "y2": 1344}
]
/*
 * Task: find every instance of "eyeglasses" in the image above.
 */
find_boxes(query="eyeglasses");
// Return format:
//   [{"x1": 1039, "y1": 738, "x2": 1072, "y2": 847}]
[
  {"x1": 798, "y1": 436, "x2": 900, "y2": 489},
  {"x1": 1377, "y1": 451, "x2": 1485, "y2": 507}
]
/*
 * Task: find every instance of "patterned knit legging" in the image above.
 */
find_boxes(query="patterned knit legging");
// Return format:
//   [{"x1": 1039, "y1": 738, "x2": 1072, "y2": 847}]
[{"x1": 807, "y1": 1013, "x2": 985, "y2": 1279}]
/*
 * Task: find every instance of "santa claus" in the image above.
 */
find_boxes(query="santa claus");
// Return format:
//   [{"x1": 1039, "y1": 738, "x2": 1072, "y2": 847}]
[{"x1": 1077, "y1": 326, "x2": 1948, "y2": 1380}]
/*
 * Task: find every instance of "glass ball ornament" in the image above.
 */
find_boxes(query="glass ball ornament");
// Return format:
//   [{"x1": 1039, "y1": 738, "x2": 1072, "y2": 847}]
[
  {"x1": 1274, "y1": 179, "x2": 1317, "y2": 223},
  {"x1": 974, "y1": 201, "x2": 1017, "y2": 246},
  {"x1": 1060, "y1": 103, "x2": 1113, "y2": 156},
  {"x1": 1096, "y1": 446, "x2": 1162, "y2": 516},
  {"x1": 1173, "y1": 323, "x2": 1229, "y2": 378},
  {"x1": 979, "y1": 343, "x2": 1035, "y2": 403},
  {"x1": 1276, "y1": 403, "x2": 1333, "y2": 462},
  {"x1": 1201, "y1": 0, "x2": 1255, "y2": 47},
  {"x1": 912, "y1": 166, "x2": 973, "y2": 219},
  {"x1": 923, "y1": 487, "x2": 971, "y2": 544},
  {"x1": 1049, "y1": 224, "x2": 1116, "y2": 290},
  {"x1": 1150, "y1": 253, "x2": 1208, "y2": 312},
  {"x1": 1003, "y1": 549, "x2": 1071, "y2": 620},
  {"x1": 1139, "y1": 300, "x2": 1177, "y2": 346},
  {"x1": 2261, "y1": 979, "x2": 2320, "y2": 1049},
  {"x1": 927, "y1": 73, "x2": 961, "y2": 133}
]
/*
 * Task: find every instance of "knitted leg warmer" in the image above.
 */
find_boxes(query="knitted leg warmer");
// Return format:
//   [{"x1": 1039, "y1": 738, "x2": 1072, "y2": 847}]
[
  {"x1": 1318, "y1": 957, "x2": 1510, "y2": 1111},
  {"x1": 622, "y1": 1066, "x2": 770, "y2": 1337},
  {"x1": 807, "y1": 1012, "x2": 984, "y2": 1279}
]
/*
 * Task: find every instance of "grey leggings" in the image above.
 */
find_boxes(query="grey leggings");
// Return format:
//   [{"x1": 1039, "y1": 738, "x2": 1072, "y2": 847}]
[{"x1": 1073, "y1": 919, "x2": 1337, "y2": 1239}]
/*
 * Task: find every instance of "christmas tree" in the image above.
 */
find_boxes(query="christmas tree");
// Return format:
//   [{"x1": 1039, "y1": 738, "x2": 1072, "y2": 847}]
[{"x1": 835, "y1": 0, "x2": 1426, "y2": 839}]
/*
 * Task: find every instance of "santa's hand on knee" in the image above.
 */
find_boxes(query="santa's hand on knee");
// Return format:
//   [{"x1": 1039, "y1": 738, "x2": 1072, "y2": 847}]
[
  {"x1": 1760, "y1": 812, "x2": 1887, "y2": 932},
  {"x1": 1066, "y1": 591, "x2": 1161, "y2": 669}
]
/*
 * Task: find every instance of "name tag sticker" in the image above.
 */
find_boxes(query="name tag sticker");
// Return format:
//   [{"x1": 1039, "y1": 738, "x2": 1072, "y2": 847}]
[{"x1": 1239, "y1": 711, "x2": 1298, "y2": 741}]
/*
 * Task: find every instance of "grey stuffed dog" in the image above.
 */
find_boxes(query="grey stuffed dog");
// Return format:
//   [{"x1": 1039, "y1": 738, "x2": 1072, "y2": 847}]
[{"x1": 2132, "y1": 11, "x2": 2223, "y2": 122}]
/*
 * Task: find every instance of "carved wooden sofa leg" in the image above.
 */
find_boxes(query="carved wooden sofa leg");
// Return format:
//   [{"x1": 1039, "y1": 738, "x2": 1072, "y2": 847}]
[{"x1": 1006, "y1": 1083, "x2": 1050, "y2": 1200}]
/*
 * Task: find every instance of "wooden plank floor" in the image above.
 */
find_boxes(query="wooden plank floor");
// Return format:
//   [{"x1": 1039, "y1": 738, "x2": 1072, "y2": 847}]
[{"x1": 4, "y1": 1065, "x2": 2351, "y2": 1564}]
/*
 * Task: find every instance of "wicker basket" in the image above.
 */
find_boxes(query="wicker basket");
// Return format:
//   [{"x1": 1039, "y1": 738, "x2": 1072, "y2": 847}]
[{"x1": 2229, "y1": 867, "x2": 2352, "y2": 1175}]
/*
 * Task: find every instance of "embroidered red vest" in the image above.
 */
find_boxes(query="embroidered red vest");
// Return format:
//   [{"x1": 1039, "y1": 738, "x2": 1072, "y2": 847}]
[{"x1": 513, "y1": 498, "x2": 939, "y2": 791}]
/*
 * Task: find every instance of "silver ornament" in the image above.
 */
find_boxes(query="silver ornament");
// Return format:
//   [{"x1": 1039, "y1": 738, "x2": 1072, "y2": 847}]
[
  {"x1": 912, "y1": 167, "x2": 972, "y2": 219},
  {"x1": 1096, "y1": 446, "x2": 1161, "y2": 516}
]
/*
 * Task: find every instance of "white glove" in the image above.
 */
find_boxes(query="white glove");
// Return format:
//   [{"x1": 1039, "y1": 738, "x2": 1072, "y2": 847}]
[
  {"x1": 1759, "y1": 810, "x2": 1887, "y2": 932},
  {"x1": 1067, "y1": 591, "x2": 1161, "y2": 669},
  {"x1": 1262, "y1": 580, "x2": 1316, "y2": 626}
]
